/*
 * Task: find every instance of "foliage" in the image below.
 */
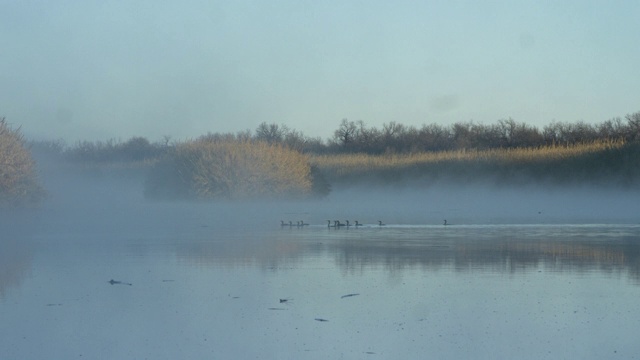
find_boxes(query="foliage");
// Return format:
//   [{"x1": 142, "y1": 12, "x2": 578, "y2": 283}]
[
  {"x1": 31, "y1": 110, "x2": 640, "y2": 197},
  {"x1": 58, "y1": 110, "x2": 640, "y2": 162},
  {"x1": 145, "y1": 138, "x2": 315, "y2": 200},
  {"x1": 0, "y1": 118, "x2": 45, "y2": 206}
]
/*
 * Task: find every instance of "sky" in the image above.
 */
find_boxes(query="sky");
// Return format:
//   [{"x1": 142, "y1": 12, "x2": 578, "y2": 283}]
[{"x1": 1, "y1": 0, "x2": 639, "y2": 143}]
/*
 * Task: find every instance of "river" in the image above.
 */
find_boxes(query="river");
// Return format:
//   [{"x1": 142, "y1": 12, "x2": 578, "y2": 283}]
[{"x1": 2, "y1": 194, "x2": 640, "y2": 359}]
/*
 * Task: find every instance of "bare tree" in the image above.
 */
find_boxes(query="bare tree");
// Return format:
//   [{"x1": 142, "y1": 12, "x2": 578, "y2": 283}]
[
  {"x1": 333, "y1": 119, "x2": 358, "y2": 149},
  {"x1": 626, "y1": 111, "x2": 640, "y2": 141},
  {"x1": 255, "y1": 122, "x2": 289, "y2": 144}
]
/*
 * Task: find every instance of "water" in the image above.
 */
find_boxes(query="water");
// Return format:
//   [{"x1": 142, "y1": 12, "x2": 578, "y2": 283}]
[{"x1": 2, "y1": 198, "x2": 640, "y2": 359}]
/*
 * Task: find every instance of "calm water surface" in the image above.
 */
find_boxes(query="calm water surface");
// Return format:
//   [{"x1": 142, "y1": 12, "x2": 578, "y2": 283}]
[{"x1": 2, "y1": 201, "x2": 640, "y2": 359}]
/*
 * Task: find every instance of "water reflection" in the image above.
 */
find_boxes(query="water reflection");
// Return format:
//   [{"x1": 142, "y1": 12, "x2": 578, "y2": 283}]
[
  {"x1": 3, "y1": 215, "x2": 640, "y2": 359},
  {"x1": 0, "y1": 209, "x2": 37, "y2": 300},
  {"x1": 174, "y1": 225, "x2": 640, "y2": 285},
  {"x1": 0, "y1": 238, "x2": 34, "y2": 299}
]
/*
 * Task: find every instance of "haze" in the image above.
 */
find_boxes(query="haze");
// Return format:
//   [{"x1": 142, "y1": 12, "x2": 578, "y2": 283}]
[
  {"x1": 2, "y1": 1, "x2": 639, "y2": 143},
  {"x1": 30, "y1": 151, "x2": 640, "y2": 230}
]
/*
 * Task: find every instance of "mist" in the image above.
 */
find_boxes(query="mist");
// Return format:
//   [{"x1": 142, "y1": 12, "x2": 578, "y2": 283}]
[
  {"x1": 3, "y1": 153, "x2": 640, "y2": 360},
  {"x1": 24, "y1": 152, "x2": 640, "y2": 234},
  {"x1": 4, "y1": 1, "x2": 640, "y2": 357}
]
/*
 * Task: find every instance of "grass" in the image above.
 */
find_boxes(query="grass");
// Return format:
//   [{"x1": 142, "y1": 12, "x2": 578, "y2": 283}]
[{"x1": 311, "y1": 140, "x2": 640, "y2": 187}]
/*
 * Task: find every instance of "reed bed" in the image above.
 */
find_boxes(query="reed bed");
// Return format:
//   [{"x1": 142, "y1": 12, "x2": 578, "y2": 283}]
[{"x1": 311, "y1": 140, "x2": 638, "y2": 186}]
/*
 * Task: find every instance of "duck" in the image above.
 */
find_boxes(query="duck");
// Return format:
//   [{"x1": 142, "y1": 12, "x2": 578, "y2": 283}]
[
  {"x1": 281, "y1": 220, "x2": 287, "y2": 227},
  {"x1": 299, "y1": 221, "x2": 309, "y2": 226},
  {"x1": 335, "y1": 220, "x2": 346, "y2": 227},
  {"x1": 354, "y1": 221, "x2": 363, "y2": 227},
  {"x1": 378, "y1": 220, "x2": 385, "y2": 226},
  {"x1": 345, "y1": 220, "x2": 351, "y2": 227},
  {"x1": 443, "y1": 220, "x2": 449, "y2": 226},
  {"x1": 327, "y1": 220, "x2": 336, "y2": 228}
]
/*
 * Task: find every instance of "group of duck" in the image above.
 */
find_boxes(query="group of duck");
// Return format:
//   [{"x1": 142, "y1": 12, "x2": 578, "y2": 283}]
[
  {"x1": 327, "y1": 220, "x2": 368, "y2": 228},
  {"x1": 281, "y1": 220, "x2": 452, "y2": 227},
  {"x1": 281, "y1": 220, "x2": 388, "y2": 228},
  {"x1": 280, "y1": 220, "x2": 310, "y2": 227}
]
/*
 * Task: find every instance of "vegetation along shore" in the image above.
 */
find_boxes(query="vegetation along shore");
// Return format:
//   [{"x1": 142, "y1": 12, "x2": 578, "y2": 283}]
[{"x1": 2, "y1": 111, "x2": 640, "y2": 206}]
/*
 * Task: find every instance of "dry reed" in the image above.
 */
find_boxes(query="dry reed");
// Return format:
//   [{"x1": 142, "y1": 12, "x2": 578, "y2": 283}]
[{"x1": 311, "y1": 140, "x2": 637, "y2": 186}]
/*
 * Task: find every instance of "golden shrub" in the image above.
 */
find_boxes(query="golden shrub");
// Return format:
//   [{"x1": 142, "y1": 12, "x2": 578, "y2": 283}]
[
  {"x1": 0, "y1": 118, "x2": 45, "y2": 206},
  {"x1": 146, "y1": 138, "x2": 313, "y2": 200}
]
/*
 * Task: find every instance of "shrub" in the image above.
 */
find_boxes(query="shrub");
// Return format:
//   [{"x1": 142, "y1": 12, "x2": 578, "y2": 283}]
[
  {"x1": 145, "y1": 138, "x2": 315, "y2": 200},
  {"x1": 0, "y1": 118, "x2": 45, "y2": 206}
]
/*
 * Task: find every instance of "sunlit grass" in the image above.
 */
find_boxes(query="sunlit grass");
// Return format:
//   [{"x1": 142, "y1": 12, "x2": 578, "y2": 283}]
[
  {"x1": 311, "y1": 140, "x2": 638, "y2": 186},
  {"x1": 311, "y1": 140, "x2": 623, "y2": 172}
]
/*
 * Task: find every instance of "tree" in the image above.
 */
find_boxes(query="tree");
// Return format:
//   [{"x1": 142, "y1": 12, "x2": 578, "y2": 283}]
[
  {"x1": 626, "y1": 111, "x2": 640, "y2": 141},
  {"x1": 333, "y1": 119, "x2": 358, "y2": 149},
  {"x1": 255, "y1": 122, "x2": 288, "y2": 144}
]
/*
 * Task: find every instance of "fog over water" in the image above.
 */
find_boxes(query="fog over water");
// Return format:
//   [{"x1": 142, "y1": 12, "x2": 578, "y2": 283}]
[
  {"x1": 30, "y1": 154, "x2": 640, "y2": 227},
  {"x1": 2, "y1": 160, "x2": 640, "y2": 359}
]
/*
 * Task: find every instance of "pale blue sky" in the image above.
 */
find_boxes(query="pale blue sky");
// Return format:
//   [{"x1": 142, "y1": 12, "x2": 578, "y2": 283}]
[{"x1": 1, "y1": 0, "x2": 639, "y2": 142}]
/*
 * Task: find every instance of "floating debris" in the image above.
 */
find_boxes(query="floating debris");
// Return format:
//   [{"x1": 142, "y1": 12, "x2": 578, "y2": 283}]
[
  {"x1": 314, "y1": 318, "x2": 329, "y2": 322},
  {"x1": 108, "y1": 279, "x2": 132, "y2": 286},
  {"x1": 279, "y1": 298, "x2": 293, "y2": 303},
  {"x1": 341, "y1": 293, "x2": 360, "y2": 299},
  {"x1": 268, "y1": 308, "x2": 287, "y2": 311}
]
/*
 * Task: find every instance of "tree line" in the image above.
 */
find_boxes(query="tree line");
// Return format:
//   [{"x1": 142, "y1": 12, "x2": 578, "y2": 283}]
[
  {"x1": 328, "y1": 112, "x2": 640, "y2": 154},
  {"x1": 32, "y1": 111, "x2": 640, "y2": 163},
  {"x1": 233, "y1": 111, "x2": 640, "y2": 154}
]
